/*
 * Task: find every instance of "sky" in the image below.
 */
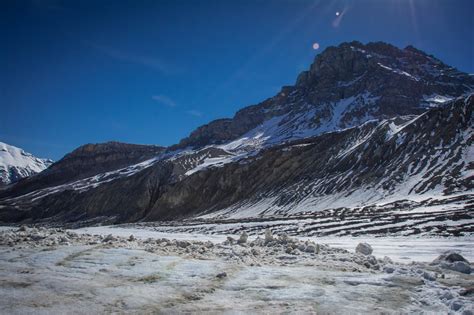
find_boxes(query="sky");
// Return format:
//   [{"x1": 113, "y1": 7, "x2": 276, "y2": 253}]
[{"x1": 1, "y1": 0, "x2": 473, "y2": 160}]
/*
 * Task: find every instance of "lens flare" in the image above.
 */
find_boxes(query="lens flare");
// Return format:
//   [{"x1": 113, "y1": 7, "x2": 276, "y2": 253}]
[{"x1": 312, "y1": 42, "x2": 320, "y2": 50}]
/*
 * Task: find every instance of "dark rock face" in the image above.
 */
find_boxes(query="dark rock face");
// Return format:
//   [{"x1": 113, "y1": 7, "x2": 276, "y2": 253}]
[
  {"x1": 173, "y1": 104, "x2": 266, "y2": 149},
  {"x1": 48, "y1": 141, "x2": 165, "y2": 181}
]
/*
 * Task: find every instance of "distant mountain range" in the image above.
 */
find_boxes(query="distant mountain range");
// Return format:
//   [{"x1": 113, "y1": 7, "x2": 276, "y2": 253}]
[
  {"x1": 0, "y1": 142, "x2": 52, "y2": 186},
  {"x1": 1, "y1": 41, "x2": 473, "y2": 233}
]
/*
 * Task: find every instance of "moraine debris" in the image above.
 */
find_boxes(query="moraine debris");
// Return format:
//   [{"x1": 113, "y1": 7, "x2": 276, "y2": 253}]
[
  {"x1": 355, "y1": 242, "x2": 373, "y2": 256},
  {"x1": 238, "y1": 231, "x2": 248, "y2": 244}
]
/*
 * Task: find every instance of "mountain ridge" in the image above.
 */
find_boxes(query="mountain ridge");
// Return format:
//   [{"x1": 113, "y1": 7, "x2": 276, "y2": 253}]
[
  {"x1": 0, "y1": 95, "x2": 471, "y2": 226},
  {"x1": 173, "y1": 41, "x2": 473, "y2": 150},
  {"x1": 1, "y1": 141, "x2": 165, "y2": 199},
  {"x1": 0, "y1": 41, "x2": 473, "y2": 230}
]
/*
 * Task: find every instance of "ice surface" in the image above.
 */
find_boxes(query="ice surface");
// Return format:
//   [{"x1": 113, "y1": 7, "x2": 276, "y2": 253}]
[
  {"x1": 1, "y1": 226, "x2": 473, "y2": 314},
  {"x1": 75, "y1": 226, "x2": 474, "y2": 263}
]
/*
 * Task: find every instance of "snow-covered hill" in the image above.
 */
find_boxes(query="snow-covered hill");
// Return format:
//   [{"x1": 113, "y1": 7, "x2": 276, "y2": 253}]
[{"x1": 0, "y1": 142, "x2": 52, "y2": 185}]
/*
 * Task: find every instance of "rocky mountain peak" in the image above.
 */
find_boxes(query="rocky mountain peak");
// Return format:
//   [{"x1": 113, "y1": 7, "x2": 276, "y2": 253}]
[
  {"x1": 297, "y1": 41, "x2": 467, "y2": 88},
  {"x1": 176, "y1": 41, "x2": 474, "y2": 151}
]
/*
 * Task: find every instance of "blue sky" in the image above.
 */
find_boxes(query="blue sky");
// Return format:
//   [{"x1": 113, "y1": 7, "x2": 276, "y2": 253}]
[{"x1": 1, "y1": 0, "x2": 473, "y2": 160}]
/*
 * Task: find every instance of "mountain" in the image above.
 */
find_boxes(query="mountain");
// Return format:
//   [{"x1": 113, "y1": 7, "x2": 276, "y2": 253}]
[
  {"x1": 0, "y1": 41, "x2": 473, "y2": 231},
  {"x1": 174, "y1": 41, "x2": 473, "y2": 150},
  {"x1": 0, "y1": 142, "x2": 52, "y2": 186},
  {"x1": 2, "y1": 141, "x2": 166, "y2": 200}
]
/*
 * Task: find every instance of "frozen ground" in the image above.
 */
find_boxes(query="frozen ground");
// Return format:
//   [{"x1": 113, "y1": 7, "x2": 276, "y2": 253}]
[
  {"x1": 315, "y1": 237, "x2": 474, "y2": 264},
  {"x1": 75, "y1": 225, "x2": 474, "y2": 263},
  {"x1": 0, "y1": 226, "x2": 473, "y2": 314}
]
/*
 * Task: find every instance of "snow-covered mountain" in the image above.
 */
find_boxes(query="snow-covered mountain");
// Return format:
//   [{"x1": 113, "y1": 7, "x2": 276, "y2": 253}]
[
  {"x1": 174, "y1": 41, "x2": 473, "y2": 150},
  {"x1": 0, "y1": 41, "x2": 473, "y2": 234},
  {"x1": 0, "y1": 142, "x2": 52, "y2": 186}
]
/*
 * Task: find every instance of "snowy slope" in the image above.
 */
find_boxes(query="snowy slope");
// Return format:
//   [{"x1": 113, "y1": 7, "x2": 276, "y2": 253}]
[
  {"x1": 0, "y1": 142, "x2": 52, "y2": 185},
  {"x1": 198, "y1": 95, "x2": 474, "y2": 220},
  {"x1": 0, "y1": 95, "x2": 472, "y2": 228}
]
